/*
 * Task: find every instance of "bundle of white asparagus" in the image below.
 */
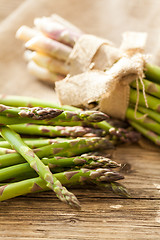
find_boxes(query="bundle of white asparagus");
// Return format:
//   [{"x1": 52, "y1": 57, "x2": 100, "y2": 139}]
[{"x1": 16, "y1": 14, "x2": 83, "y2": 85}]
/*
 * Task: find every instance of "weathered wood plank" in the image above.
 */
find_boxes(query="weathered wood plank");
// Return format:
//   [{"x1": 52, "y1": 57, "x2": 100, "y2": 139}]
[
  {"x1": 0, "y1": 197, "x2": 160, "y2": 239},
  {"x1": 0, "y1": 146, "x2": 159, "y2": 239}
]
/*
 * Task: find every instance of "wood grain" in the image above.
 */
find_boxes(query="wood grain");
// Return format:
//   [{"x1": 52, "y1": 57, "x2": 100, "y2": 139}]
[
  {"x1": 0, "y1": 0, "x2": 160, "y2": 239},
  {"x1": 0, "y1": 146, "x2": 160, "y2": 240}
]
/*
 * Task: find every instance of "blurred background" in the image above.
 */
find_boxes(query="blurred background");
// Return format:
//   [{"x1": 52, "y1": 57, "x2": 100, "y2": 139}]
[
  {"x1": 0, "y1": 0, "x2": 23, "y2": 22},
  {"x1": 1, "y1": 0, "x2": 160, "y2": 59},
  {"x1": 1, "y1": 0, "x2": 160, "y2": 98}
]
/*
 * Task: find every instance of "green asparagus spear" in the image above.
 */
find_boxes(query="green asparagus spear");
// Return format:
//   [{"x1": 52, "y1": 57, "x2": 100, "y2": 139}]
[
  {"x1": 0, "y1": 94, "x2": 78, "y2": 111},
  {"x1": 130, "y1": 88, "x2": 160, "y2": 113},
  {"x1": 0, "y1": 104, "x2": 63, "y2": 120},
  {"x1": 0, "y1": 154, "x2": 120, "y2": 182},
  {"x1": 129, "y1": 120, "x2": 160, "y2": 146},
  {"x1": 137, "y1": 106, "x2": 160, "y2": 124},
  {"x1": 0, "y1": 147, "x2": 15, "y2": 155},
  {"x1": 109, "y1": 126, "x2": 141, "y2": 144},
  {"x1": 0, "y1": 137, "x2": 114, "y2": 168},
  {"x1": 0, "y1": 115, "x2": 30, "y2": 125},
  {"x1": 0, "y1": 115, "x2": 71, "y2": 126},
  {"x1": 0, "y1": 94, "x2": 140, "y2": 143},
  {"x1": 0, "y1": 126, "x2": 80, "y2": 209},
  {"x1": 12, "y1": 122, "x2": 139, "y2": 144},
  {"x1": 0, "y1": 94, "x2": 114, "y2": 129},
  {"x1": 0, "y1": 115, "x2": 114, "y2": 138},
  {"x1": 145, "y1": 63, "x2": 160, "y2": 84},
  {"x1": 94, "y1": 181, "x2": 130, "y2": 198},
  {"x1": 0, "y1": 94, "x2": 126, "y2": 138},
  {"x1": 130, "y1": 78, "x2": 160, "y2": 99},
  {"x1": 0, "y1": 138, "x2": 64, "y2": 149},
  {"x1": 126, "y1": 107, "x2": 160, "y2": 135},
  {"x1": 0, "y1": 168, "x2": 124, "y2": 202},
  {"x1": 0, "y1": 137, "x2": 5, "y2": 141},
  {"x1": 0, "y1": 104, "x2": 108, "y2": 123},
  {"x1": 9, "y1": 123, "x2": 105, "y2": 137}
]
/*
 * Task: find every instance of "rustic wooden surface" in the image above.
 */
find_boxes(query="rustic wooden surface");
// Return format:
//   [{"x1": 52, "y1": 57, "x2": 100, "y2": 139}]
[{"x1": 0, "y1": 0, "x2": 160, "y2": 239}]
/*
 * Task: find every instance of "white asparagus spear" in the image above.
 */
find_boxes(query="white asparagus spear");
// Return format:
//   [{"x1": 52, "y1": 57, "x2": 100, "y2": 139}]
[
  {"x1": 27, "y1": 61, "x2": 65, "y2": 84},
  {"x1": 25, "y1": 35, "x2": 72, "y2": 61}
]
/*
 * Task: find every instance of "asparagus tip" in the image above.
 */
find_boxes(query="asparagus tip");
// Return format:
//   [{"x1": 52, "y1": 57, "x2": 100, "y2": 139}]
[
  {"x1": 110, "y1": 182, "x2": 131, "y2": 198},
  {"x1": 62, "y1": 187, "x2": 81, "y2": 210}
]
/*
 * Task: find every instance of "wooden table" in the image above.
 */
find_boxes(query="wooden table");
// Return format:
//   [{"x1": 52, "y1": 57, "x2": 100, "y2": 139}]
[
  {"x1": 0, "y1": 146, "x2": 160, "y2": 240},
  {"x1": 0, "y1": 0, "x2": 160, "y2": 239}
]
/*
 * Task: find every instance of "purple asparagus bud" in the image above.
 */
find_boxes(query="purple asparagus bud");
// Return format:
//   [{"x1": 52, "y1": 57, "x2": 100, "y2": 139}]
[{"x1": 19, "y1": 107, "x2": 63, "y2": 120}]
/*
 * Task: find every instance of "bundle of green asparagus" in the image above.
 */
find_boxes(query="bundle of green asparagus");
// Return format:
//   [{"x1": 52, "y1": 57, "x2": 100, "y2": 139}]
[
  {"x1": 16, "y1": 15, "x2": 160, "y2": 147},
  {"x1": 0, "y1": 95, "x2": 135, "y2": 208}
]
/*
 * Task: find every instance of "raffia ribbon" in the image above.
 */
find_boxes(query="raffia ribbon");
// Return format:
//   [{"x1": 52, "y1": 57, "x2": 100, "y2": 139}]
[{"x1": 56, "y1": 32, "x2": 147, "y2": 119}]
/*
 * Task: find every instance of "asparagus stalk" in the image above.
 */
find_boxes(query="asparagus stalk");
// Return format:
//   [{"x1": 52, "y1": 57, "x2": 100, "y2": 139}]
[
  {"x1": 0, "y1": 137, "x2": 5, "y2": 141},
  {"x1": 0, "y1": 126, "x2": 80, "y2": 209},
  {"x1": 0, "y1": 113, "x2": 140, "y2": 144},
  {"x1": 0, "y1": 95, "x2": 141, "y2": 143},
  {"x1": 130, "y1": 78, "x2": 160, "y2": 99},
  {"x1": 137, "y1": 106, "x2": 160, "y2": 124},
  {"x1": 109, "y1": 126, "x2": 141, "y2": 143},
  {"x1": 128, "y1": 67, "x2": 160, "y2": 146},
  {"x1": 0, "y1": 94, "x2": 120, "y2": 135},
  {"x1": 0, "y1": 154, "x2": 120, "y2": 182},
  {"x1": 0, "y1": 115, "x2": 82, "y2": 126},
  {"x1": 145, "y1": 63, "x2": 160, "y2": 84},
  {"x1": 94, "y1": 181, "x2": 130, "y2": 198},
  {"x1": 37, "y1": 137, "x2": 114, "y2": 158},
  {"x1": 0, "y1": 114, "x2": 113, "y2": 136},
  {"x1": 7, "y1": 176, "x2": 129, "y2": 199},
  {"x1": 0, "y1": 147, "x2": 15, "y2": 155},
  {"x1": 0, "y1": 115, "x2": 31, "y2": 125},
  {"x1": 126, "y1": 107, "x2": 160, "y2": 135},
  {"x1": 25, "y1": 35, "x2": 72, "y2": 61},
  {"x1": 27, "y1": 61, "x2": 65, "y2": 84},
  {"x1": 50, "y1": 14, "x2": 82, "y2": 35},
  {"x1": 6, "y1": 168, "x2": 65, "y2": 183},
  {"x1": 0, "y1": 168, "x2": 124, "y2": 202},
  {"x1": 9, "y1": 123, "x2": 105, "y2": 137},
  {"x1": 16, "y1": 17, "x2": 82, "y2": 47},
  {"x1": 0, "y1": 137, "x2": 114, "y2": 168},
  {"x1": 0, "y1": 104, "x2": 108, "y2": 123},
  {"x1": 0, "y1": 104, "x2": 63, "y2": 119},
  {"x1": 16, "y1": 25, "x2": 39, "y2": 42},
  {"x1": 0, "y1": 113, "x2": 139, "y2": 143},
  {"x1": 130, "y1": 88, "x2": 160, "y2": 113},
  {"x1": 31, "y1": 52, "x2": 69, "y2": 75},
  {"x1": 0, "y1": 138, "x2": 63, "y2": 149},
  {"x1": 0, "y1": 94, "x2": 79, "y2": 111},
  {"x1": 34, "y1": 17, "x2": 82, "y2": 47},
  {"x1": 129, "y1": 120, "x2": 160, "y2": 146}
]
